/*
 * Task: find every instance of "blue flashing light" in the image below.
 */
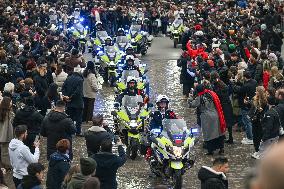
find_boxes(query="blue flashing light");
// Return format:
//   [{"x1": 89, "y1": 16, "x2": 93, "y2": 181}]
[
  {"x1": 59, "y1": 25, "x2": 63, "y2": 29},
  {"x1": 191, "y1": 128, "x2": 198, "y2": 134},
  {"x1": 79, "y1": 17, "x2": 84, "y2": 22},
  {"x1": 71, "y1": 26, "x2": 74, "y2": 30},
  {"x1": 85, "y1": 26, "x2": 89, "y2": 29}
]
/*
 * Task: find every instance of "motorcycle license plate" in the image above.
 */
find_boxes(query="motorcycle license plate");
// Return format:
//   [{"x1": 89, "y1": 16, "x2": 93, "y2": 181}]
[{"x1": 170, "y1": 161, "x2": 183, "y2": 169}]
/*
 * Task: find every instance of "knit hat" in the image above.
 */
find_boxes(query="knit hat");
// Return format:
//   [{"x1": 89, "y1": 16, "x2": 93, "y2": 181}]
[
  {"x1": 87, "y1": 61, "x2": 95, "y2": 70},
  {"x1": 80, "y1": 158, "x2": 97, "y2": 176}
]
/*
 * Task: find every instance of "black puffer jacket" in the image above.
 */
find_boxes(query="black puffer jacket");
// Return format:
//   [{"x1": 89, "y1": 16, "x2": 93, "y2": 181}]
[
  {"x1": 46, "y1": 152, "x2": 71, "y2": 189},
  {"x1": 13, "y1": 105, "x2": 43, "y2": 152},
  {"x1": 41, "y1": 111, "x2": 76, "y2": 160},
  {"x1": 198, "y1": 166, "x2": 228, "y2": 189},
  {"x1": 84, "y1": 126, "x2": 112, "y2": 156},
  {"x1": 261, "y1": 106, "x2": 281, "y2": 141},
  {"x1": 33, "y1": 73, "x2": 49, "y2": 97},
  {"x1": 233, "y1": 79, "x2": 257, "y2": 110}
]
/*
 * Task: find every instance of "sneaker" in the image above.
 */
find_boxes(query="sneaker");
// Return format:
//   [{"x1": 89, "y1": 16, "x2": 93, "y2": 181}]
[
  {"x1": 251, "y1": 152, "x2": 260, "y2": 159},
  {"x1": 241, "y1": 138, "x2": 254, "y2": 145}
]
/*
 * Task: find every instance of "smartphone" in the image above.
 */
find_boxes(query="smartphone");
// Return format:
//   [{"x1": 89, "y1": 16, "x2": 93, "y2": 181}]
[{"x1": 34, "y1": 135, "x2": 40, "y2": 143}]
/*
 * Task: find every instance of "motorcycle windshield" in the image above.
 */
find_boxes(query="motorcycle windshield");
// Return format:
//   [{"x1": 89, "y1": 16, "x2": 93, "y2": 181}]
[
  {"x1": 117, "y1": 36, "x2": 129, "y2": 43},
  {"x1": 131, "y1": 25, "x2": 142, "y2": 32},
  {"x1": 121, "y1": 70, "x2": 140, "y2": 83},
  {"x1": 173, "y1": 20, "x2": 182, "y2": 28},
  {"x1": 162, "y1": 119, "x2": 188, "y2": 145},
  {"x1": 121, "y1": 95, "x2": 143, "y2": 118},
  {"x1": 97, "y1": 31, "x2": 108, "y2": 38}
]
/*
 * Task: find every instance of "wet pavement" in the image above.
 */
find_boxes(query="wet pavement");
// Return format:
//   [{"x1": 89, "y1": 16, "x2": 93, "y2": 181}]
[{"x1": 7, "y1": 37, "x2": 258, "y2": 189}]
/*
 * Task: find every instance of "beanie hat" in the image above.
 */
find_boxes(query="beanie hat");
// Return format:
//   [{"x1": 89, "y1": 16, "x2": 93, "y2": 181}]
[{"x1": 80, "y1": 158, "x2": 97, "y2": 176}]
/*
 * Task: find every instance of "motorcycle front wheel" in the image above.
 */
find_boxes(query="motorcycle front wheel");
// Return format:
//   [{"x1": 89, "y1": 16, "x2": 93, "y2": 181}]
[
  {"x1": 127, "y1": 137, "x2": 139, "y2": 160},
  {"x1": 174, "y1": 38, "x2": 178, "y2": 48},
  {"x1": 173, "y1": 169, "x2": 183, "y2": 189}
]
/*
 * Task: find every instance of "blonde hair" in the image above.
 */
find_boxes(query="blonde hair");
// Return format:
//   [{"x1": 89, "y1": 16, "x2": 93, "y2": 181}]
[
  {"x1": 271, "y1": 66, "x2": 279, "y2": 77},
  {"x1": 4, "y1": 82, "x2": 15, "y2": 93},
  {"x1": 253, "y1": 86, "x2": 268, "y2": 109}
]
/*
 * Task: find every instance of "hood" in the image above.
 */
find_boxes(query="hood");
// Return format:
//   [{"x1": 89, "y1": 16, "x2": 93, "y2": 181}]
[
  {"x1": 49, "y1": 152, "x2": 70, "y2": 167},
  {"x1": 94, "y1": 152, "x2": 118, "y2": 169},
  {"x1": 17, "y1": 106, "x2": 36, "y2": 116},
  {"x1": 71, "y1": 173, "x2": 87, "y2": 182},
  {"x1": 9, "y1": 138, "x2": 23, "y2": 151},
  {"x1": 88, "y1": 126, "x2": 106, "y2": 132},
  {"x1": 47, "y1": 111, "x2": 68, "y2": 122},
  {"x1": 198, "y1": 166, "x2": 226, "y2": 181}
]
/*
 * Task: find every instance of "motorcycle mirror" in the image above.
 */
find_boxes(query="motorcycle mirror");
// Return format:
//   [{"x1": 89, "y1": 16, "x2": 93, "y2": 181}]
[
  {"x1": 111, "y1": 111, "x2": 117, "y2": 116},
  {"x1": 148, "y1": 103, "x2": 154, "y2": 108},
  {"x1": 113, "y1": 102, "x2": 120, "y2": 108}
]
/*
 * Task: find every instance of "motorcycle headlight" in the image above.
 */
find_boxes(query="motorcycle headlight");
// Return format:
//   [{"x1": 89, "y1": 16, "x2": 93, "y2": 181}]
[
  {"x1": 172, "y1": 146, "x2": 182, "y2": 158},
  {"x1": 129, "y1": 120, "x2": 138, "y2": 128}
]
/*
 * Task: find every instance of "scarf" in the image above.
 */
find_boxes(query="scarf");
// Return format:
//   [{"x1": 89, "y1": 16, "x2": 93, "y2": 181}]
[{"x1": 198, "y1": 89, "x2": 226, "y2": 133}]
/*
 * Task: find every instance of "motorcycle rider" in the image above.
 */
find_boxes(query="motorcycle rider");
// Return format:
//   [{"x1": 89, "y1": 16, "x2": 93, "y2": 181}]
[
  {"x1": 117, "y1": 28, "x2": 126, "y2": 37},
  {"x1": 148, "y1": 95, "x2": 177, "y2": 131},
  {"x1": 121, "y1": 55, "x2": 142, "y2": 76},
  {"x1": 116, "y1": 77, "x2": 148, "y2": 105},
  {"x1": 125, "y1": 44, "x2": 136, "y2": 57}
]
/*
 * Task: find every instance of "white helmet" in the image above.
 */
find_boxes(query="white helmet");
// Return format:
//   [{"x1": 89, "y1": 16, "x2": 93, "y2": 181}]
[
  {"x1": 127, "y1": 76, "x2": 138, "y2": 83},
  {"x1": 156, "y1": 95, "x2": 170, "y2": 104},
  {"x1": 96, "y1": 21, "x2": 102, "y2": 26},
  {"x1": 126, "y1": 55, "x2": 135, "y2": 61},
  {"x1": 126, "y1": 44, "x2": 133, "y2": 50}
]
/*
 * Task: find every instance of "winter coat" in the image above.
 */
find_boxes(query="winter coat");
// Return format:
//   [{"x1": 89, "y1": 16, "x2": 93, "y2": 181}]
[
  {"x1": 275, "y1": 100, "x2": 284, "y2": 133},
  {"x1": 8, "y1": 139, "x2": 40, "y2": 179},
  {"x1": 188, "y1": 94, "x2": 224, "y2": 141},
  {"x1": 13, "y1": 106, "x2": 43, "y2": 150},
  {"x1": 0, "y1": 112, "x2": 14, "y2": 143},
  {"x1": 83, "y1": 73, "x2": 98, "y2": 99},
  {"x1": 33, "y1": 73, "x2": 49, "y2": 97},
  {"x1": 177, "y1": 57, "x2": 195, "y2": 85},
  {"x1": 91, "y1": 145, "x2": 126, "y2": 189},
  {"x1": 65, "y1": 55, "x2": 86, "y2": 69},
  {"x1": 212, "y1": 83, "x2": 234, "y2": 127},
  {"x1": 62, "y1": 72, "x2": 84, "y2": 109},
  {"x1": 198, "y1": 166, "x2": 228, "y2": 189},
  {"x1": 254, "y1": 60, "x2": 263, "y2": 84},
  {"x1": 41, "y1": 111, "x2": 76, "y2": 160},
  {"x1": 67, "y1": 173, "x2": 88, "y2": 189},
  {"x1": 84, "y1": 126, "x2": 112, "y2": 156},
  {"x1": 233, "y1": 79, "x2": 257, "y2": 110},
  {"x1": 17, "y1": 175, "x2": 42, "y2": 189},
  {"x1": 52, "y1": 71, "x2": 68, "y2": 92},
  {"x1": 261, "y1": 107, "x2": 281, "y2": 142},
  {"x1": 46, "y1": 152, "x2": 71, "y2": 189}
]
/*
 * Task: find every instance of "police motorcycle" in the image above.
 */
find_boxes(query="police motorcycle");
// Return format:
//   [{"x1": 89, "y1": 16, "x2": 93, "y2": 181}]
[
  {"x1": 97, "y1": 39, "x2": 122, "y2": 86},
  {"x1": 128, "y1": 24, "x2": 148, "y2": 55},
  {"x1": 170, "y1": 18, "x2": 184, "y2": 48},
  {"x1": 115, "y1": 70, "x2": 146, "y2": 94},
  {"x1": 112, "y1": 94, "x2": 151, "y2": 159},
  {"x1": 90, "y1": 21, "x2": 109, "y2": 55},
  {"x1": 115, "y1": 35, "x2": 130, "y2": 52},
  {"x1": 147, "y1": 119, "x2": 197, "y2": 189},
  {"x1": 69, "y1": 21, "x2": 88, "y2": 53}
]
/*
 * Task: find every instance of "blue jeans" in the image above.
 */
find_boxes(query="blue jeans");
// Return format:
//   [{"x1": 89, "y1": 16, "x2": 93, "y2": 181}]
[
  {"x1": 241, "y1": 109, "x2": 253, "y2": 140},
  {"x1": 66, "y1": 107, "x2": 83, "y2": 135}
]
